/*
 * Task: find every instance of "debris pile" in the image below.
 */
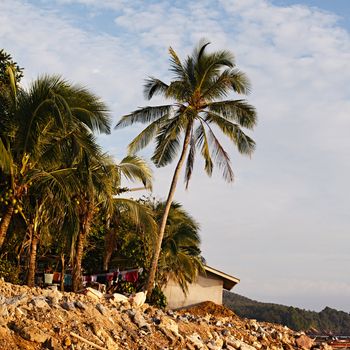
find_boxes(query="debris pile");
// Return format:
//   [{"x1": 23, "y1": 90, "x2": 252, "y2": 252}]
[{"x1": 0, "y1": 280, "x2": 331, "y2": 350}]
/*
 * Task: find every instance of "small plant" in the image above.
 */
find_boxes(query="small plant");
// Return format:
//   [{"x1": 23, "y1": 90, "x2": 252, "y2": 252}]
[
  {"x1": 0, "y1": 259, "x2": 20, "y2": 284},
  {"x1": 115, "y1": 280, "x2": 136, "y2": 295},
  {"x1": 148, "y1": 285, "x2": 167, "y2": 309}
]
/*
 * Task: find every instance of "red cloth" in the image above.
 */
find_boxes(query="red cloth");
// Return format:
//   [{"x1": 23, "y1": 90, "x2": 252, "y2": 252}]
[
  {"x1": 53, "y1": 272, "x2": 61, "y2": 283},
  {"x1": 124, "y1": 271, "x2": 138, "y2": 283}
]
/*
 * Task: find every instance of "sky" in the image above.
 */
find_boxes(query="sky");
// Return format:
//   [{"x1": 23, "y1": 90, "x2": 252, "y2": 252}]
[{"x1": 1, "y1": 0, "x2": 350, "y2": 312}]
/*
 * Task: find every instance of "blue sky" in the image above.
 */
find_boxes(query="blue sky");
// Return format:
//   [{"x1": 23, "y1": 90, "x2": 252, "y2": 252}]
[{"x1": 1, "y1": 0, "x2": 350, "y2": 311}]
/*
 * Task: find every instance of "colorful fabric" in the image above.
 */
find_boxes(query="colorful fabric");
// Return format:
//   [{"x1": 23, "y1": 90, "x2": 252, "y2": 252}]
[
  {"x1": 53, "y1": 272, "x2": 61, "y2": 283},
  {"x1": 64, "y1": 274, "x2": 72, "y2": 286},
  {"x1": 125, "y1": 271, "x2": 138, "y2": 283},
  {"x1": 106, "y1": 273, "x2": 114, "y2": 282}
]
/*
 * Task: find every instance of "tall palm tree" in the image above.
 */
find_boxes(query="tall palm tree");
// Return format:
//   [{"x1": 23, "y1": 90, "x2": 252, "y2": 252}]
[
  {"x1": 115, "y1": 41, "x2": 257, "y2": 294},
  {"x1": 0, "y1": 75, "x2": 110, "y2": 248},
  {"x1": 71, "y1": 153, "x2": 153, "y2": 291}
]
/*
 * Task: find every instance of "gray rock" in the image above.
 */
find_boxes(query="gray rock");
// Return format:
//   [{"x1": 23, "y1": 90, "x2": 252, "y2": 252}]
[
  {"x1": 127, "y1": 309, "x2": 136, "y2": 318},
  {"x1": 221, "y1": 329, "x2": 230, "y2": 337},
  {"x1": 31, "y1": 297, "x2": 49, "y2": 309},
  {"x1": 160, "y1": 317, "x2": 181, "y2": 338},
  {"x1": 6, "y1": 294, "x2": 27, "y2": 306},
  {"x1": 133, "y1": 310, "x2": 150, "y2": 331},
  {"x1": 61, "y1": 301, "x2": 75, "y2": 311},
  {"x1": 187, "y1": 332, "x2": 206, "y2": 349},
  {"x1": 75, "y1": 301, "x2": 87, "y2": 310},
  {"x1": 166, "y1": 309, "x2": 175, "y2": 317},
  {"x1": 152, "y1": 317, "x2": 161, "y2": 325},
  {"x1": 207, "y1": 333, "x2": 224, "y2": 350},
  {"x1": 96, "y1": 303, "x2": 108, "y2": 316}
]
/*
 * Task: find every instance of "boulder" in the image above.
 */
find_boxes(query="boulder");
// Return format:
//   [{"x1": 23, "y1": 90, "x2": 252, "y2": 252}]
[
  {"x1": 75, "y1": 300, "x2": 87, "y2": 310},
  {"x1": 187, "y1": 332, "x2": 206, "y2": 349},
  {"x1": 133, "y1": 310, "x2": 150, "y2": 331},
  {"x1": 20, "y1": 326, "x2": 49, "y2": 343},
  {"x1": 31, "y1": 297, "x2": 49, "y2": 309},
  {"x1": 85, "y1": 287, "x2": 103, "y2": 300},
  {"x1": 61, "y1": 301, "x2": 75, "y2": 311},
  {"x1": 112, "y1": 293, "x2": 129, "y2": 303},
  {"x1": 295, "y1": 335, "x2": 314, "y2": 350},
  {"x1": 96, "y1": 303, "x2": 108, "y2": 316}
]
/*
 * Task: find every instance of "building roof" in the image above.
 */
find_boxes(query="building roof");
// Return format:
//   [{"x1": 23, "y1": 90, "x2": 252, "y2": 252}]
[{"x1": 204, "y1": 265, "x2": 240, "y2": 290}]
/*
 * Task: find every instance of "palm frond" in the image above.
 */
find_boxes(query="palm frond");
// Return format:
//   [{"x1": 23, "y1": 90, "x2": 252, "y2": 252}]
[
  {"x1": 194, "y1": 121, "x2": 213, "y2": 176},
  {"x1": 128, "y1": 113, "x2": 169, "y2": 154},
  {"x1": 117, "y1": 155, "x2": 153, "y2": 189},
  {"x1": 166, "y1": 80, "x2": 191, "y2": 102},
  {"x1": 184, "y1": 134, "x2": 196, "y2": 189},
  {"x1": 151, "y1": 113, "x2": 185, "y2": 167},
  {"x1": 26, "y1": 167, "x2": 78, "y2": 207},
  {"x1": 207, "y1": 99, "x2": 257, "y2": 129},
  {"x1": 144, "y1": 77, "x2": 169, "y2": 100},
  {"x1": 201, "y1": 68, "x2": 251, "y2": 101},
  {"x1": 115, "y1": 105, "x2": 172, "y2": 129},
  {"x1": 5, "y1": 65, "x2": 17, "y2": 101},
  {"x1": 114, "y1": 198, "x2": 156, "y2": 233},
  {"x1": 0, "y1": 138, "x2": 13, "y2": 173},
  {"x1": 205, "y1": 112, "x2": 256, "y2": 155},
  {"x1": 168, "y1": 47, "x2": 187, "y2": 80},
  {"x1": 201, "y1": 118, "x2": 235, "y2": 182}
]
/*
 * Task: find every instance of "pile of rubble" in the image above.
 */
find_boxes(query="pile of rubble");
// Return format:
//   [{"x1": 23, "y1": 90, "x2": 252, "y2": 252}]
[{"x1": 0, "y1": 280, "x2": 332, "y2": 350}]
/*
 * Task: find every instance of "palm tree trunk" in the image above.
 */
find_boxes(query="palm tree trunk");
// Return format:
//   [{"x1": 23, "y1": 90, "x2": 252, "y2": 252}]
[
  {"x1": 146, "y1": 124, "x2": 192, "y2": 295},
  {"x1": 72, "y1": 208, "x2": 93, "y2": 292},
  {"x1": 72, "y1": 230, "x2": 86, "y2": 292},
  {"x1": 27, "y1": 224, "x2": 38, "y2": 287},
  {"x1": 60, "y1": 253, "x2": 65, "y2": 292},
  {"x1": 103, "y1": 246, "x2": 113, "y2": 272},
  {"x1": 103, "y1": 228, "x2": 117, "y2": 271},
  {"x1": 0, "y1": 204, "x2": 14, "y2": 248}
]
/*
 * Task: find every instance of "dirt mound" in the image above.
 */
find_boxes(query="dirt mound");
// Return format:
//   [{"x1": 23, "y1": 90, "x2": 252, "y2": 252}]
[{"x1": 180, "y1": 301, "x2": 236, "y2": 318}]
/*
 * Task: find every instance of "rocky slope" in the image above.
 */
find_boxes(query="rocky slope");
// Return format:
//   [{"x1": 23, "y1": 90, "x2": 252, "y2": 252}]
[{"x1": 0, "y1": 280, "x2": 332, "y2": 350}]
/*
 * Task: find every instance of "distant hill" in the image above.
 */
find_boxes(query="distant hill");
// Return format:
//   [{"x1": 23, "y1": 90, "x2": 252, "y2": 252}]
[{"x1": 223, "y1": 291, "x2": 350, "y2": 335}]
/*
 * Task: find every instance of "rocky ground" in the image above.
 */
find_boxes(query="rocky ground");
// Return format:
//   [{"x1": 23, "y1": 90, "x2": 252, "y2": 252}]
[{"x1": 0, "y1": 279, "x2": 332, "y2": 350}]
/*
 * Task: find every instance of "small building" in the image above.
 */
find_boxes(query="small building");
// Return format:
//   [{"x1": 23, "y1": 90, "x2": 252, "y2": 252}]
[{"x1": 163, "y1": 265, "x2": 240, "y2": 309}]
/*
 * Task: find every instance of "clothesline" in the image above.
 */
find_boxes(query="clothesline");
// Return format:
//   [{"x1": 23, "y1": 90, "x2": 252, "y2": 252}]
[{"x1": 49, "y1": 267, "x2": 143, "y2": 286}]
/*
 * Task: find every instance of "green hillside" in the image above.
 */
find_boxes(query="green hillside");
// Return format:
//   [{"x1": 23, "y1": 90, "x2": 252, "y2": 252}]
[{"x1": 223, "y1": 291, "x2": 350, "y2": 335}]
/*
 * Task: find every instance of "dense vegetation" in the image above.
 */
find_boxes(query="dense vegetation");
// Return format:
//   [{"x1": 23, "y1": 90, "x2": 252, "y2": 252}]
[{"x1": 224, "y1": 291, "x2": 350, "y2": 335}]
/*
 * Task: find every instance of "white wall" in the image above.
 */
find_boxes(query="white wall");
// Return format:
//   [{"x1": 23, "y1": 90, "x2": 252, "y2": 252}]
[{"x1": 163, "y1": 273, "x2": 223, "y2": 309}]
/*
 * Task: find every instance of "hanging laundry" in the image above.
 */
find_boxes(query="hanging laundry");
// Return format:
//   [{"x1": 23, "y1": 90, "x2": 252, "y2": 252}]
[
  {"x1": 91, "y1": 275, "x2": 97, "y2": 282},
  {"x1": 53, "y1": 272, "x2": 61, "y2": 283},
  {"x1": 106, "y1": 273, "x2": 114, "y2": 282},
  {"x1": 124, "y1": 270, "x2": 138, "y2": 283},
  {"x1": 64, "y1": 274, "x2": 72, "y2": 286}
]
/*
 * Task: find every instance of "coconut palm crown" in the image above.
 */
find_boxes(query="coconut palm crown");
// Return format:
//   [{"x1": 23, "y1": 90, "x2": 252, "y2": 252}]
[{"x1": 115, "y1": 40, "x2": 257, "y2": 294}]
